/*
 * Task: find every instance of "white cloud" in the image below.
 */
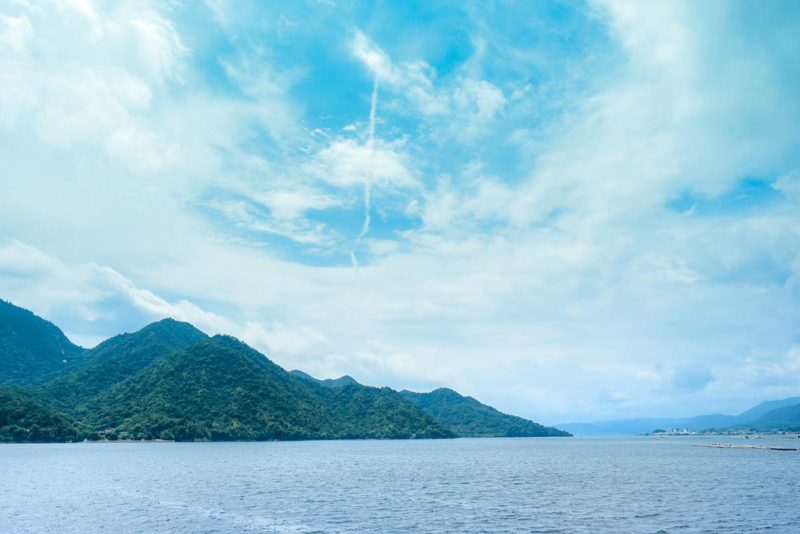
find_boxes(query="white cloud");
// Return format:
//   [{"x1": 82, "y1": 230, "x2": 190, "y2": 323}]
[
  {"x1": 239, "y1": 321, "x2": 330, "y2": 357},
  {"x1": 421, "y1": 172, "x2": 515, "y2": 233},
  {"x1": 219, "y1": 55, "x2": 302, "y2": 143},
  {"x1": 129, "y1": 13, "x2": 188, "y2": 84},
  {"x1": 350, "y1": 30, "x2": 402, "y2": 85},
  {"x1": 0, "y1": 13, "x2": 33, "y2": 55},
  {"x1": 0, "y1": 240, "x2": 334, "y2": 364},
  {"x1": 349, "y1": 29, "x2": 506, "y2": 139},
  {"x1": 452, "y1": 79, "x2": 506, "y2": 136},
  {"x1": 0, "y1": 239, "x2": 228, "y2": 334},
  {"x1": 1, "y1": 1, "x2": 798, "y2": 423},
  {"x1": 311, "y1": 138, "x2": 418, "y2": 190},
  {"x1": 203, "y1": 193, "x2": 334, "y2": 246},
  {"x1": 62, "y1": 0, "x2": 98, "y2": 21},
  {"x1": 774, "y1": 170, "x2": 800, "y2": 204},
  {"x1": 741, "y1": 345, "x2": 800, "y2": 386}
]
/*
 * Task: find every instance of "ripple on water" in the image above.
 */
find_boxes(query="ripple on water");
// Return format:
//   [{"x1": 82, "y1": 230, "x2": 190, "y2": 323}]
[{"x1": 1, "y1": 437, "x2": 800, "y2": 533}]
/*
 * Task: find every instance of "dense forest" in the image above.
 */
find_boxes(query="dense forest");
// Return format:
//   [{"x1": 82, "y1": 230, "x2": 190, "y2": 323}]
[
  {"x1": 0, "y1": 300, "x2": 86, "y2": 385},
  {"x1": 0, "y1": 299, "x2": 570, "y2": 442},
  {"x1": 82, "y1": 335, "x2": 453, "y2": 441},
  {"x1": 293, "y1": 370, "x2": 570, "y2": 437},
  {"x1": 400, "y1": 388, "x2": 571, "y2": 437},
  {"x1": 0, "y1": 387, "x2": 82, "y2": 443}
]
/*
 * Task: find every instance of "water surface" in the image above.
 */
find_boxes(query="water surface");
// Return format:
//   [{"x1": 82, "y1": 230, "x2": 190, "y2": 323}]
[{"x1": 2, "y1": 436, "x2": 799, "y2": 533}]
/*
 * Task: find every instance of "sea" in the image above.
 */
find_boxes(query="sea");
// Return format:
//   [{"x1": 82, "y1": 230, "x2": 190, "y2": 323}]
[{"x1": 1, "y1": 436, "x2": 799, "y2": 533}]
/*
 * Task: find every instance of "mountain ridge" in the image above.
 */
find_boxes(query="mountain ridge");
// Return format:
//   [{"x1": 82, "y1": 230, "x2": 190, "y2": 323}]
[
  {"x1": 400, "y1": 387, "x2": 571, "y2": 437},
  {"x1": 290, "y1": 369, "x2": 361, "y2": 388},
  {"x1": 0, "y1": 300, "x2": 86, "y2": 385},
  {"x1": 290, "y1": 370, "x2": 570, "y2": 437},
  {"x1": 0, "y1": 303, "x2": 572, "y2": 441},
  {"x1": 44, "y1": 318, "x2": 208, "y2": 411},
  {"x1": 80, "y1": 335, "x2": 453, "y2": 441}
]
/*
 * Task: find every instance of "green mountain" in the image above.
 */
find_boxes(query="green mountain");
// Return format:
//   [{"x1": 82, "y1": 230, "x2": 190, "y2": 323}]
[
  {"x1": 81, "y1": 335, "x2": 453, "y2": 441},
  {"x1": 0, "y1": 300, "x2": 86, "y2": 385},
  {"x1": 399, "y1": 388, "x2": 570, "y2": 437},
  {"x1": 292, "y1": 371, "x2": 569, "y2": 437},
  {"x1": 289, "y1": 369, "x2": 322, "y2": 382},
  {"x1": 293, "y1": 371, "x2": 570, "y2": 437},
  {"x1": 44, "y1": 318, "x2": 207, "y2": 410},
  {"x1": 1, "y1": 302, "x2": 568, "y2": 442},
  {"x1": 0, "y1": 386, "x2": 82, "y2": 443}
]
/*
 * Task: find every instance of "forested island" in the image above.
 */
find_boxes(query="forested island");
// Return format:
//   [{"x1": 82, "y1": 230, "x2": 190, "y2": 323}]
[{"x1": 0, "y1": 300, "x2": 569, "y2": 442}]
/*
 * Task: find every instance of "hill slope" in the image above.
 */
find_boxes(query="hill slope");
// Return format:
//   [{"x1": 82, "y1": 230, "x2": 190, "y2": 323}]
[
  {"x1": 400, "y1": 388, "x2": 571, "y2": 437},
  {"x1": 0, "y1": 300, "x2": 85, "y2": 385},
  {"x1": 736, "y1": 397, "x2": 800, "y2": 424},
  {"x1": 84, "y1": 336, "x2": 454, "y2": 441},
  {"x1": 293, "y1": 371, "x2": 570, "y2": 437},
  {"x1": 0, "y1": 386, "x2": 82, "y2": 442},
  {"x1": 44, "y1": 318, "x2": 207, "y2": 409},
  {"x1": 750, "y1": 402, "x2": 800, "y2": 431},
  {"x1": 1, "y1": 301, "x2": 566, "y2": 442}
]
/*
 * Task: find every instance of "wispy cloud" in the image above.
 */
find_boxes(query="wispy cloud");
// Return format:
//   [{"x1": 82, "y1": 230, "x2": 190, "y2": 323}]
[
  {"x1": 1, "y1": 0, "x2": 799, "y2": 422},
  {"x1": 349, "y1": 29, "x2": 506, "y2": 140}
]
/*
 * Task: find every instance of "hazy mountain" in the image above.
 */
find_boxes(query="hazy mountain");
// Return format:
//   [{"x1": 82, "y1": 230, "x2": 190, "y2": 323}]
[
  {"x1": 736, "y1": 397, "x2": 800, "y2": 423},
  {"x1": 748, "y1": 402, "x2": 800, "y2": 431},
  {"x1": 400, "y1": 388, "x2": 571, "y2": 437},
  {"x1": 561, "y1": 396, "x2": 800, "y2": 435},
  {"x1": 557, "y1": 419, "x2": 682, "y2": 436},
  {"x1": 681, "y1": 413, "x2": 739, "y2": 430},
  {"x1": 558, "y1": 415, "x2": 738, "y2": 436},
  {"x1": 0, "y1": 300, "x2": 85, "y2": 385}
]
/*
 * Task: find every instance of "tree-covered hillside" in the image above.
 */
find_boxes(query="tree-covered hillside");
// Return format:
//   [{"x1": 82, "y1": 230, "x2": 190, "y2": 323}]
[
  {"x1": 400, "y1": 388, "x2": 571, "y2": 437},
  {"x1": 294, "y1": 370, "x2": 571, "y2": 437},
  {"x1": 82, "y1": 335, "x2": 454, "y2": 441},
  {"x1": 0, "y1": 300, "x2": 85, "y2": 385},
  {"x1": 44, "y1": 318, "x2": 207, "y2": 410},
  {"x1": 1, "y1": 302, "x2": 569, "y2": 442},
  {"x1": 0, "y1": 387, "x2": 82, "y2": 442}
]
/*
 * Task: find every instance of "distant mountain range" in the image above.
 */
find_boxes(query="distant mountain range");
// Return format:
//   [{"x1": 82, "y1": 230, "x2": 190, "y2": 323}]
[
  {"x1": 559, "y1": 396, "x2": 800, "y2": 436},
  {"x1": 0, "y1": 299, "x2": 568, "y2": 442}
]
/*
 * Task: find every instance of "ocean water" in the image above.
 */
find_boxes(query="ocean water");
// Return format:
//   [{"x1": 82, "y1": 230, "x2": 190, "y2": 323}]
[{"x1": 1, "y1": 436, "x2": 799, "y2": 533}]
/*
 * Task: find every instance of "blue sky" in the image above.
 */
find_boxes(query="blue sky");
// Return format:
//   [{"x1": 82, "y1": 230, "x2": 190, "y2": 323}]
[{"x1": 1, "y1": 0, "x2": 799, "y2": 423}]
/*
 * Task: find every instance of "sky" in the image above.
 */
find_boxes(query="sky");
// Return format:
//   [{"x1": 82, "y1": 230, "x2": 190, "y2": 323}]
[{"x1": 1, "y1": 0, "x2": 799, "y2": 424}]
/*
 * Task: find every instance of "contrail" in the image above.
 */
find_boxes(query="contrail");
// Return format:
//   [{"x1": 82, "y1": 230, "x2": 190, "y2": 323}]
[
  {"x1": 351, "y1": 77, "x2": 379, "y2": 268},
  {"x1": 367, "y1": 77, "x2": 379, "y2": 148},
  {"x1": 359, "y1": 77, "x2": 379, "y2": 240}
]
